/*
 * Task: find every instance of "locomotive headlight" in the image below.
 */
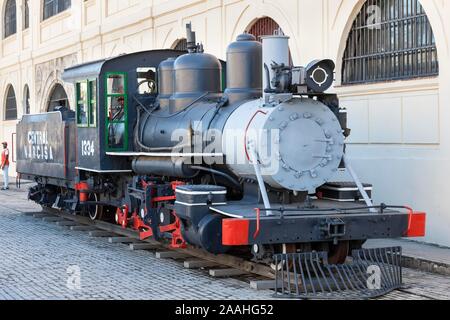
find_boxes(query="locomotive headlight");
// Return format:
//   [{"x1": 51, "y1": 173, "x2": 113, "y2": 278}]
[
  {"x1": 310, "y1": 67, "x2": 328, "y2": 86},
  {"x1": 305, "y1": 59, "x2": 335, "y2": 93}
]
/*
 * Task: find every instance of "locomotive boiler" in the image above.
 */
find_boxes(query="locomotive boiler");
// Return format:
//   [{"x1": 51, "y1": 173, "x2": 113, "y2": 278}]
[{"x1": 16, "y1": 23, "x2": 426, "y2": 298}]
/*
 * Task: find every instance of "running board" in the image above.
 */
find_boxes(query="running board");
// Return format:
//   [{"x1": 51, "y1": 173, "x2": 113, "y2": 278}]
[{"x1": 273, "y1": 246, "x2": 402, "y2": 300}]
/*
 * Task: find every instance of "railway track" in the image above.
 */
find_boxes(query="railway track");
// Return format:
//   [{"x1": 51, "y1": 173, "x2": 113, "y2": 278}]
[
  {"x1": 34, "y1": 208, "x2": 279, "y2": 292},
  {"x1": 29, "y1": 207, "x2": 441, "y2": 300}
]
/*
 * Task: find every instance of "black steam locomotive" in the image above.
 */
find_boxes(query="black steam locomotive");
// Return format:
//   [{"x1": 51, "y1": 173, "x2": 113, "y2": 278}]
[{"x1": 16, "y1": 24, "x2": 426, "y2": 298}]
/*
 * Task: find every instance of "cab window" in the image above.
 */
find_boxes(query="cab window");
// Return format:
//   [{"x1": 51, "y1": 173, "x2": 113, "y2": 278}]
[
  {"x1": 76, "y1": 82, "x2": 88, "y2": 126},
  {"x1": 137, "y1": 67, "x2": 157, "y2": 95},
  {"x1": 107, "y1": 74, "x2": 125, "y2": 95},
  {"x1": 89, "y1": 80, "x2": 97, "y2": 127},
  {"x1": 76, "y1": 79, "x2": 97, "y2": 127},
  {"x1": 106, "y1": 73, "x2": 127, "y2": 151}
]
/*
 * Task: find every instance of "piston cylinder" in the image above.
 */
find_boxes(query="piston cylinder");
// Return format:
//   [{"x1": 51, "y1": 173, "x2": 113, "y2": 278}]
[{"x1": 132, "y1": 157, "x2": 196, "y2": 177}]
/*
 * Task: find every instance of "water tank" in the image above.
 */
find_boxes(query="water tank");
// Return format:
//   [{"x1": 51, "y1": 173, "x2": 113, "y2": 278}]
[
  {"x1": 224, "y1": 34, "x2": 262, "y2": 104},
  {"x1": 169, "y1": 52, "x2": 222, "y2": 113},
  {"x1": 158, "y1": 58, "x2": 175, "y2": 111}
]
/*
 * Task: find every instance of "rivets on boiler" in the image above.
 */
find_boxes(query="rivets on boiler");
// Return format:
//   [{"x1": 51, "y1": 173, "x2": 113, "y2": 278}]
[
  {"x1": 279, "y1": 121, "x2": 288, "y2": 130},
  {"x1": 290, "y1": 113, "x2": 299, "y2": 121}
]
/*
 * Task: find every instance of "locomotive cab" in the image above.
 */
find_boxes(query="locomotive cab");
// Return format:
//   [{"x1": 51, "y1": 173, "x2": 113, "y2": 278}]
[{"x1": 62, "y1": 50, "x2": 185, "y2": 173}]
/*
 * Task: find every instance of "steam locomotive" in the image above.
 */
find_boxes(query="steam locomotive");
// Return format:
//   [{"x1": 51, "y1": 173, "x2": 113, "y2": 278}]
[{"x1": 16, "y1": 24, "x2": 426, "y2": 297}]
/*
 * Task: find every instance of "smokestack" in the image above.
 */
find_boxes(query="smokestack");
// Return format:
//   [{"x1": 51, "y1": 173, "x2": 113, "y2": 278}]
[
  {"x1": 186, "y1": 23, "x2": 197, "y2": 53},
  {"x1": 261, "y1": 30, "x2": 290, "y2": 100}
]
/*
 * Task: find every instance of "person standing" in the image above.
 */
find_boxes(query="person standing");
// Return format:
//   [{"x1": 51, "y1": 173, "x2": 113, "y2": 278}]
[{"x1": 1, "y1": 142, "x2": 9, "y2": 190}]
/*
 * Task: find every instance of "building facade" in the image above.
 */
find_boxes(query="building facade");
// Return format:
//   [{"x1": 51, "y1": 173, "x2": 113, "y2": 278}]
[{"x1": 0, "y1": 0, "x2": 449, "y2": 247}]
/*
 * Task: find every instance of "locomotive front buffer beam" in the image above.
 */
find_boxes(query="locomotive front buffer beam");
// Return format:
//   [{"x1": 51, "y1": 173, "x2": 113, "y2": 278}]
[{"x1": 221, "y1": 208, "x2": 426, "y2": 247}]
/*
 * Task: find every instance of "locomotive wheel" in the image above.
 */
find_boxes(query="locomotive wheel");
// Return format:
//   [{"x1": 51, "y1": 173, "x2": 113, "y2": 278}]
[
  {"x1": 87, "y1": 193, "x2": 103, "y2": 221},
  {"x1": 102, "y1": 205, "x2": 118, "y2": 223},
  {"x1": 327, "y1": 241, "x2": 350, "y2": 265}
]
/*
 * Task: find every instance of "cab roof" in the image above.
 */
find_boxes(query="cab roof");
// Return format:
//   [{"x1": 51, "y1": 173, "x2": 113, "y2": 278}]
[{"x1": 62, "y1": 49, "x2": 186, "y2": 83}]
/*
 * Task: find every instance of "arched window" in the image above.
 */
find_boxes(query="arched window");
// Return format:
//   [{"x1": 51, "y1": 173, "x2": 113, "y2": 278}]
[
  {"x1": 43, "y1": 0, "x2": 71, "y2": 21},
  {"x1": 246, "y1": 17, "x2": 293, "y2": 65},
  {"x1": 47, "y1": 83, "x2": 69, "y2": 112},
  {"x1": 4, "y1": 0, "x2": 17, "y2": 38},
  {"x1": 23, "y1": 0, "x2": 29, "y2": 29},
  {"x1": 247, "y1": 17, "x2": 283, "y2": 41},
  {"x1": 173, "y1": 38, "x2": 187, "y2": 51},
  {"x1": 4, "y1": 85, "x2": 17, "y2": 120},
  {"x1": 342, "y1": 0, "x2": 439, "y2": 85},
  {"x1": 23, "y1": 85, "x2": 30, "y2": 114}
]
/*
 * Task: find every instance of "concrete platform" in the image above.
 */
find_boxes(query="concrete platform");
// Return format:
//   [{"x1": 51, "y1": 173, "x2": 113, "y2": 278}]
[{"x1": 365, "y1": 239, "x2": 450, "y2": 276}]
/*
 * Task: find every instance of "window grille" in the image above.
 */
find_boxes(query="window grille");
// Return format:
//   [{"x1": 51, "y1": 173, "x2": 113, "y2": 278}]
[
  {"x1": 4, "y1": 0, "x2": 17, "y2": 38},
  {"x1": 43, "y1": 0, "x2": 71, "y2": 20},
  {"x1": 342, "y1": 0, "x2": 439, "y2": 85},
  {"x1": 5, "y1": 86, "x2": 17, "y2": 120},
  {"x1": 24, "y1": 0, "x2": 29, "y2": 29}
]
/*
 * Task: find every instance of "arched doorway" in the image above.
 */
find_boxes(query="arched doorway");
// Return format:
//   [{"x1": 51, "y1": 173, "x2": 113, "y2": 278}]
[
  {"x1": 4, "y1": 85, "x2": 17, "y2": 120},
  {"x1": 246, "y1": 17, "x2": 293, "y2": 65},
  {"x1": 47, "y1": 83, "x2": 69, "y2": 111},
  {"x1": 247, "y1": 17, "x2": 283, "y2": 41}
]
